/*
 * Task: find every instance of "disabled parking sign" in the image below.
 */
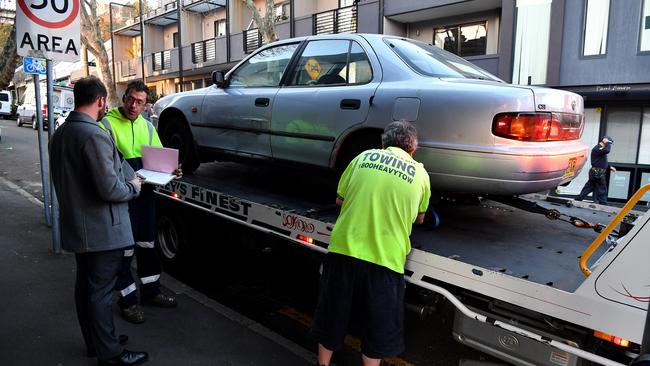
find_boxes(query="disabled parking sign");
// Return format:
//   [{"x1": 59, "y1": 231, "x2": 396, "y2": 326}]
[{"x1": 15, "y1": 0, "x2": 80, "y2": 61}]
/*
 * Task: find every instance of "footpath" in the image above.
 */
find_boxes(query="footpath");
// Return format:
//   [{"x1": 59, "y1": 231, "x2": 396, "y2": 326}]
[{"x1": 0, "y1": 176, "x2": 316, "y2": 366}]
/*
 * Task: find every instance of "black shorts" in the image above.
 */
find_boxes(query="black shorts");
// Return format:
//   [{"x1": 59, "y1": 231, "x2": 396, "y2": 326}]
[{"x1": 311, "y1": 253, "x2": 405, "y2": 359}]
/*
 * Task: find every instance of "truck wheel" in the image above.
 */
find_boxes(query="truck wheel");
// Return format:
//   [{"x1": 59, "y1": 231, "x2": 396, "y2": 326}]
[
  {"x1": 162, "y1": 119, "x2": 199, "y2": 174},
  {"x1": 156, "y1": 214, "x2": 186, "y2": 265}
]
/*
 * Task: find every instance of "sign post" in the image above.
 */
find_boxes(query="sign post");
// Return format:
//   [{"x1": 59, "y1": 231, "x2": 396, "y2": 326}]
[{"x1": 17, "y1": 0, "x2": 80, "y2": 254}]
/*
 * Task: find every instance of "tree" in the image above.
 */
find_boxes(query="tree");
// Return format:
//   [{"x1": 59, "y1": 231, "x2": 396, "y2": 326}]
[
  {"x1": 242, "y1": 0, "x2": 277, "y2": 44},
  {"x1": 0, "y1": 23, "x2": 19, "y2": 90},
  {"x1": 81, "y1": 0, "x2": 119, "y2": 107}
]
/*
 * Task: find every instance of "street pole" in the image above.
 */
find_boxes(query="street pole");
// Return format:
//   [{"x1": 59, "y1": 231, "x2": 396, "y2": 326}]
[
  {"x1": 139, "y1": 0, "x2": 145, "y2": 83},
  {"x1": 33, "y1": 73, "x2": 51, "y2": 226},
  {"x1": 46, "y1": 59, "x2": 61, "y2": 254}
]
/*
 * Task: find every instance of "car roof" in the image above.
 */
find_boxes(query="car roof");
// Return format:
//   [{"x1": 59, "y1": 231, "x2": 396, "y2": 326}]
[{"x1": 262, "y1": 33, "x2": 389, "y2": 48}]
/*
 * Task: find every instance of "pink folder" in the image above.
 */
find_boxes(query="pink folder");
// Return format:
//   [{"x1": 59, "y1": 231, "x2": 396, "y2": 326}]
[{"x1": 141, "y1": 145, "x2": 178, "y2": 173}]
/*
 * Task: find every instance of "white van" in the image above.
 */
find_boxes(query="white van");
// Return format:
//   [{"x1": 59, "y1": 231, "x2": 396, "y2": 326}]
[
  {"x1": 0, "y1": 90, "x2": 12, "y2": 119},
  {"x1": 16, "y1": 84, "x2": 73, "y2": 129}
]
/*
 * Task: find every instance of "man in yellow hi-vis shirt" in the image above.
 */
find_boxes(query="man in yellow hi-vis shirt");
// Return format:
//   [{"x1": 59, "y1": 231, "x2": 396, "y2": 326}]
[
  {"x1": 100, "y1": 81, "x2": 179, "y2": 324},
  {"x1": 312, "y1": 121, "x2": 431, "y2": 366}
]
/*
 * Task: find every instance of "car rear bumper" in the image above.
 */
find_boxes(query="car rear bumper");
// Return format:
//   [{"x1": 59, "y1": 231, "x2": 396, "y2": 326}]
[{"x1": 416, "y1": 144, "x2": 588, "y2": 195}]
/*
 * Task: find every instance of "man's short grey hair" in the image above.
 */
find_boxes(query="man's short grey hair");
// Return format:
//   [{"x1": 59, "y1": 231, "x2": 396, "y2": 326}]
[{"x1": 381, "y1": 120, "x2": 418, "y2": 153}]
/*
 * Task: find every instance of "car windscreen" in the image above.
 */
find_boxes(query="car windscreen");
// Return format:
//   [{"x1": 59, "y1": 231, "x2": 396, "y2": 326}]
[
  {"x1": 384, "y1": 38, "x2": 500, "y2": 81},
  {"x1": 0, "y1": 93, "x2": 8, "y2": 102}
]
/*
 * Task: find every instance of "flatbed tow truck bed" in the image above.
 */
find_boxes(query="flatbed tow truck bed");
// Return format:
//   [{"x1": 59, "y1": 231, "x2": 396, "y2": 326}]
[{"x1": 156, "y1": 162, "x2": 650, "y2": 366}]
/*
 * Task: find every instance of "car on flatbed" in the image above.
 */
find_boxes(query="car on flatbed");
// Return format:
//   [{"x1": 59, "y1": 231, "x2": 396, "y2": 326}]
[{"x1": 152, "y1": 33, "x2": 588, "y2": 195}]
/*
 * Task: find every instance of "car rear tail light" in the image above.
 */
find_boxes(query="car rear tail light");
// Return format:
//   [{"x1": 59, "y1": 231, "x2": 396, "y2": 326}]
[{"x1": 492, "y1": 113, "x2": 583, "y2": 142}]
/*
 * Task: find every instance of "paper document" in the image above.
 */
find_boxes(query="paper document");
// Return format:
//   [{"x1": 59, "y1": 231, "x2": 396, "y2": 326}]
[
  {"x1": 136, "y1": 145, "x2": 179, "y2": 186},
  {"x1": 136, "y1": 169, "x2": 175, "y2": 186}
]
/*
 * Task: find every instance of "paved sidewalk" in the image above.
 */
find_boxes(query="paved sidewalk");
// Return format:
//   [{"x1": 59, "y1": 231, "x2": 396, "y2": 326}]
[{"x1": 0, "y1": 177, "x2": 315, "y2": 366}]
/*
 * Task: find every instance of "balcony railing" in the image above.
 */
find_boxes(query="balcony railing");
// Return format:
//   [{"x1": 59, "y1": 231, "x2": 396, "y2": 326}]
[
  {"x1": 152, "y1": 50, "x2": 172, "y2": 71},
  {"x1": 243, "y1": 28, "x2": 262, "y2": 54},
  {"x1": 313, "y1": 5, "x2": 357, "y2": 35},
  {"x1": 143, "y1": 0, "x2": 177, "y2": 19},
  {"x1": 191, "y1": 38, "x2": 217, "y2": 64},
  {"x1": 120, "y1": 59, "x2": 138, "y2": 77}
]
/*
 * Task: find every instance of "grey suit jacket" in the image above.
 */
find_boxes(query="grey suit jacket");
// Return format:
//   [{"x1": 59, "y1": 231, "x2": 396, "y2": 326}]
[{"x1": 49, "y1": 111, "x2": 140, "y2": 253}]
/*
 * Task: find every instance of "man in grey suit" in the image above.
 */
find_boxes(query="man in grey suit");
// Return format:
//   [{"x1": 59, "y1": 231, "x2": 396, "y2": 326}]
[{"x1": 49, "y1": 76, "x2": 148, "y2": 366}]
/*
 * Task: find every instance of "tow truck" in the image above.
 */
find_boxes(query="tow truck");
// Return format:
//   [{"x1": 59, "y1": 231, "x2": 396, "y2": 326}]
[{"x1": 153, "y1": 161, "x2": 649, "y2": 366}]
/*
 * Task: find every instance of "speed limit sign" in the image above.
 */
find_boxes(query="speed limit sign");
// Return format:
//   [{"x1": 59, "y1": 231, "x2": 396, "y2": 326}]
[{"x1": 16, "y1": 0, "x2": 80, "y2": 62}]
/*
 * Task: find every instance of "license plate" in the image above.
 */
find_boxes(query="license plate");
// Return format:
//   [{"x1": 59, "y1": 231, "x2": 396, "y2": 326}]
[{"x1": 563, "y1": 158, "x2": 578, "y2": 179}]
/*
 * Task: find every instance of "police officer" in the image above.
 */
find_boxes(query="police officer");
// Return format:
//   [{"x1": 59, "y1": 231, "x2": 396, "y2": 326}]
[
  {"x1": 575, "y1": 136, "x2": 615, "y2": 206},
  {"x1": 101, "y1": 81, "x2": 179, "y2": 324}
]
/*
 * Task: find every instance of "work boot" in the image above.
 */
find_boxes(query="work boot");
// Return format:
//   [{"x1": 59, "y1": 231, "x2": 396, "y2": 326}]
[
  {"x1": 141, "y1": 292, "x2": 177, "y2": 308},
  {"x1": 121, "y1": 305, "x2": 145, "y2": 324}
]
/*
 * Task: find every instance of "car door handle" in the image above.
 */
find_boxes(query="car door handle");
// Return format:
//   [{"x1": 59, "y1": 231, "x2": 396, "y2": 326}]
[
  {"x1": 340, "y1": 99, "x2": 361, "y2": 110},
  {"x1": 255, "y1": 98, "x2": 270, "y2": 107}
]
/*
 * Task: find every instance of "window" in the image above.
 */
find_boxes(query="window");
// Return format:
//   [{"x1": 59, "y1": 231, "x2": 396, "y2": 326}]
[
  {"x1": 641, "y1": 0, "x2": 650, "y2": 52},
  {"x1": 606, "y1": 108, "x2": 641, "y2": 164},
  {"x1": 385, "y1": 38, "x2": 499, "y2": 81},
  {"x1": 273, "y1": 2, "x2": 290, "y2": 22},
  {"x1": 173, "y1": 32, "x2": 179, "y2": 48},
  {"x1": 638, "y1": 109, "x2": 650, "y2": 164},
  {"x1": 434, "y1": 22, "x2": 487, "y2": 57},
  {"x1": 287, "y1": 40, "x2": 372, "y2": 86},
  {"x1": 512, "y1": 0, "x2": 551, "y2": 85},
  {"x1": 229, "y1": 43, "x2": 299, "y2": 87},
  {"x1": 204, "y1": 77, "x2": 212, "y2": 87},
  {"x1": 214, "y1": 19, "x2": 226, "y2": 37},
  {"x1": 583, "y1": 0, "x2": 609, "y2": 56},
  {"x1": 339, "y1": 0, "x2": 355, "y2": 7},
  {"x1": 0, "y1": 93, "x2": 8, "y2": 102}
]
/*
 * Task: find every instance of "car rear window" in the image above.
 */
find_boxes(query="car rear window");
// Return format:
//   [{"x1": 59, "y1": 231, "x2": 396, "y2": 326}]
[
  {"x1": 0, "y1": 93, "x2": 9, "y2": 102},
  {"x1": 384, "y1": 38, "x2": 500, "y2": 81}
]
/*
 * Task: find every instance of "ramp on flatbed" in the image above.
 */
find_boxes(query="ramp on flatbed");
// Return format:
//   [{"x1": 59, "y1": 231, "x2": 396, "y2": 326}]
[{"x1": 179, "y1": 162, "x2": 616, "y2": 293}]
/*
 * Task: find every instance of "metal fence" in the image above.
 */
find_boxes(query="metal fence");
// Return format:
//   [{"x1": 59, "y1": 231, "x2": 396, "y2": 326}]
[
  {"x1": 191, "y1": 38, "x2": 217, "y2": 64},
  {"x1": 313, "y1": 5, "x2": 357, "y2": 35},
  {"x1": 243, "y1": 28, "x2": 262, "y2": 54},
  {"x1": 152, "y1": 50, "x2": 172, "y2": 71}
]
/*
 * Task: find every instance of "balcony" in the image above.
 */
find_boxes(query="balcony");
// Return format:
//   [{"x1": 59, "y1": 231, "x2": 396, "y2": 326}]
[
  {"x1": 143, "y1": 0, "x2": 179, "y2": 26},
  {"x1": 182, "y1": 0, "x2": 225, "y2": 13},
  {"x1": 243, "y1": 28, "x2": 262, "y2": 54},
  {"x1": 152, "y1": 49, "x2": 172, "y2": 71},
  {"x1": 192, "y1": 39, "x2": 215, "y2": 64},
  {"x1": 313, "y1": 5, "x2": 357, "y2": 35},
  {"x1": 116, "y1": 58, "x2": 142, "y2": 82}
]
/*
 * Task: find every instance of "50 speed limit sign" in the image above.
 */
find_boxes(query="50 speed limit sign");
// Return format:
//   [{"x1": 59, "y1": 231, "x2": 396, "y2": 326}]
[{"x1": 16, "y1": 0, "x2": 80, "y2": 62}]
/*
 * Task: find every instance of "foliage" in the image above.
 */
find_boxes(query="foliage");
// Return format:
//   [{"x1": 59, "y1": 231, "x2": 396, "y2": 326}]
[
  {"x1": 81, "y1": 0, "x2": 120, "y2": 107},
  {"x1": 0, "y1": 23, "x2": 18, "y2": 90},
  {"x1": 150, "y1": 93, "x2": 165, "y2": 105},
  {"x1": 242, "y1": 0, "x2": 278, "y2": 44}
]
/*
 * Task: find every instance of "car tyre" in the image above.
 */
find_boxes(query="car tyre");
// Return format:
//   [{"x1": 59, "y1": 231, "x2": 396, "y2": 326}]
[
  {"x1": 156, "y1": 213, "x2": 188, "y2": 267},
  {"x1": 31, "y1": 116, "x2": 37, "y2": 130},
  {"x1": 162, "y1": 119, "x2": 199, "y2": 174},
  {"x1": 16, "y1": 116, "x2": 21, "y2": 127},
  {"x1": 336, "y1": 132, "x2": 382, "y2": 173}
]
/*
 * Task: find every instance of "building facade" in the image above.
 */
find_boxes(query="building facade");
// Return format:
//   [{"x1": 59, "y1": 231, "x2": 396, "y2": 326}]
[{"x1": 111, "y1": 0, "x2": 650, "y2": 202}]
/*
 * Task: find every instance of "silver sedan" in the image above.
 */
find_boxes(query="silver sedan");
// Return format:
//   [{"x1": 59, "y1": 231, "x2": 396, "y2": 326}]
[{"x1": 153, "y1": 34, "x2": 587, "y2": 195}]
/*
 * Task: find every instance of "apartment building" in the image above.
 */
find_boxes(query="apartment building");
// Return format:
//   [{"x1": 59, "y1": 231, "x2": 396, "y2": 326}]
[{"x1": 111, "y1": 0, "x2": 650, "y2": 201}]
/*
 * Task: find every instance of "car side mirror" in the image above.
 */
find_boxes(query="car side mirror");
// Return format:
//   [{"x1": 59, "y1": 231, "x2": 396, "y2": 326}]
[{"x1": 212, "y1": 70, "x2": 227, "y2": 88}]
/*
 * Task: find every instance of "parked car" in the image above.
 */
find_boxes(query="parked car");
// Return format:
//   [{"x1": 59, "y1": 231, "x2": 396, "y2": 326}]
[
  {"x1": 0, "y1": 90, "x2": 12, "y2": 119},
  {"x1": 16, "y1": 84, "x2": 73, "y2": 129},
  {"x1": 152, "y1": 34, "x2": 587, "y2": 195}
]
